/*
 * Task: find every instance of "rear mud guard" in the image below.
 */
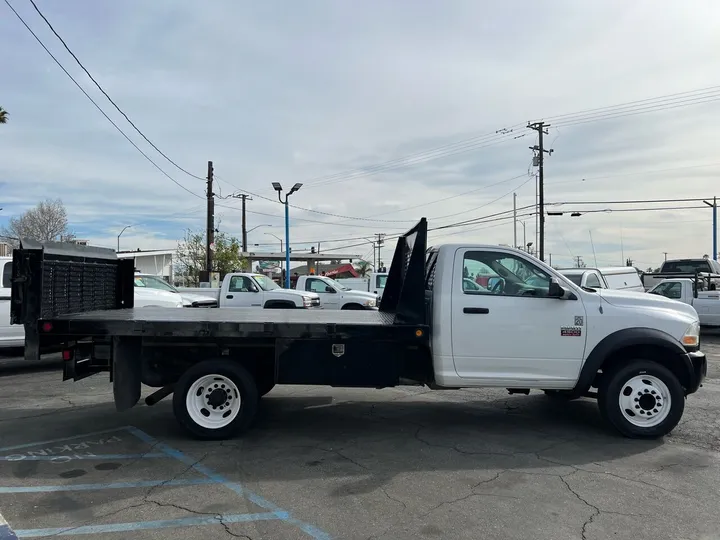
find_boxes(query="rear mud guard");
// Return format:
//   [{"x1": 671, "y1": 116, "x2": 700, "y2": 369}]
[{"x1": 113, "y1": 336, "x2": 142, "y2": 412}]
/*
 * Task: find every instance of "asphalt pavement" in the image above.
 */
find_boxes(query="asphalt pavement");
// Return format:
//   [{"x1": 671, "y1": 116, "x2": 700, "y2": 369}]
[{"x1": 0, "y1": 336, "x2": 718, "y2": 539}]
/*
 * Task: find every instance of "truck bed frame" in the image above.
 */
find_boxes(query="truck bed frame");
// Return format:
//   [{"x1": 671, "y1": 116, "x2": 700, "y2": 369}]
[{"x1": 11, "y1": 219, "x2": 432, "y2": 418}]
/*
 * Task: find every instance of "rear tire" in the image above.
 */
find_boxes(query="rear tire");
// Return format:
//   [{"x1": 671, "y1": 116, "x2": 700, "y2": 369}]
[
  {"x1": 173, "y1": 360, "x2": 258, "y2": 440},
  {"x1": 597, "y1": 360, "x2": 685, "y2": 439}
]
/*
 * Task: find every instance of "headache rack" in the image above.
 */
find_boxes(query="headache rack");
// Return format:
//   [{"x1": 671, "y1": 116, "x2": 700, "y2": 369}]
[
  {"x1": 379, "y1": 217, "x2": 427, "y2": 325},
  {"x1": 11, "y1": 239, "x2": 135, "y2": 360}
]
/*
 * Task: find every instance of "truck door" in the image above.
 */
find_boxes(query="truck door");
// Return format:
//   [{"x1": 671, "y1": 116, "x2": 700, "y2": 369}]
[
  {"x1": 451, "y1": 248, "x2": 587, "y2": 384},
  {"x1": 223, "y1": 276, "x2": 262, "y2": 307},
  {"x1": 304, "y1": 277, "x2": 339, "y2": 309},
  {"x1": 0, "y1": 259, "x2": 23, "y2": 347}
]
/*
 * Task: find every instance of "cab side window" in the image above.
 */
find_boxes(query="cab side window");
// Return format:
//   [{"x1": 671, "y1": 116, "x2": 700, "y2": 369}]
[
  {"x1": 462, "y1": 251, "x2": 552, "y2": 298},
  {"x1": 306, "y1": 278, "x2": 329, "y2": 293},
  {"x1": 1, "y1": 262, "x2": 11, "y2": 289},
  {"x1": 229, "y1": 276, "x2": 253, "y2": 292},
  {"x1": 653, "y1": 282, "x2": 682, "y2": 299}
]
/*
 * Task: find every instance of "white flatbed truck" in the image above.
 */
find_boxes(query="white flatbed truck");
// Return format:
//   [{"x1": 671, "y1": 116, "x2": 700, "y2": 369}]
[{"x1": 10, "y1": 219, "x2": 706, "y2": 440}]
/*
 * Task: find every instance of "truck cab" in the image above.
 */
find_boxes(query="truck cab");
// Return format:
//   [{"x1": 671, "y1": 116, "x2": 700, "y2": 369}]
[
  {"x1": 295, "y1": 275, "x2": 378, "y2": 309},
  {"x1": 558, "y1": 268, "x2": 608, "y2": 289},
  {"x1": 0, "y1": 256, "x2": 24, "y2": 348},
  {"x1": 648, "y1": 277, "x2": 720, "y2": 327},
  {"x1": 221, "y1": 273, "x2": 320, "y2": 309}
]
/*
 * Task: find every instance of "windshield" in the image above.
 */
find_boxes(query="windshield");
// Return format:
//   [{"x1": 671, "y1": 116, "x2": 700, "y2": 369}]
[
  {"x1": 324, "y1": 277, "x2": 350, "y2": 290},
  {"x1": 253, "y1": 275, "x2": 280, "y2": 291},
  {"x1": 134, "y1": 275, "x2": 178, "y2": 293},
  {"x1": 562, "y1": 273, "x2": 583, "y2": 286}
]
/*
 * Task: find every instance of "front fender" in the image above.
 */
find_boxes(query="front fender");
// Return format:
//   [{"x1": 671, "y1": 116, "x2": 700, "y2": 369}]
[{"x1": 573, "y1": 327, "x2": 692, "y2": 396}]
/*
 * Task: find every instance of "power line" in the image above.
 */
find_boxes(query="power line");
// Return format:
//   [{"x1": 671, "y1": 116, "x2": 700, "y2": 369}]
[
  {"x1": 545, "y1": 85, "x2": 720, "y2": 124},
  {"x1": 26, "y1": 0, "x2": 207, "y2": 182},
  {"x1": 3, "y1": 0, "x2": 203, "y2": 199},
  {"x1": 550, "y1": 197, "x2": 712, "y2": 205},
  {"x1": 548, "y1": 161, "x2": 720, "y2": 187}
]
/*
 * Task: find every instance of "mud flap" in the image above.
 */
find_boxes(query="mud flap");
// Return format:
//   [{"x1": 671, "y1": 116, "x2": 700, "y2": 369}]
[{"x1": 113, "y1": 336, "x2": 142, "y2": 412}]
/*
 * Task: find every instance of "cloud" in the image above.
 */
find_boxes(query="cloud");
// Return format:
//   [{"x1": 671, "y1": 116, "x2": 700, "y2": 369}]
[{"x1": 1, "y1": 0, "x2": 720, "y2": 271}]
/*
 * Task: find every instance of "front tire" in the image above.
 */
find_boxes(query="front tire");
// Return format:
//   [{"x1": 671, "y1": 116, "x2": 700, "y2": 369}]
[
  {"x1": 597, "y1": 360, "x2": 685, "y2": 439},
  {"x1": 173, "y1": 360, "x2": 258, "y2": 440}
]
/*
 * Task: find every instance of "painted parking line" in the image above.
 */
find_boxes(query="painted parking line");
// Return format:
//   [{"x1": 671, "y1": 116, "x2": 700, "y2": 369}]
[
  {"x1": 0, "y1": 426, "x2": 332, "y2": 539},
  {"x1": 14, "y1": 512, "x2": 287, "y2": 537},
  {"x1": 0, "y1": 511, "x2": 18, "y2": 540},
  {"x1": 0, "y1": 478, "x2": 219, "y2": 494},
  {"x1": 126, "y1": 427, "x2": 333, "y2": 540},
  {"x1": 0, "y1": 453, "x2": 166, "y2": 462}
]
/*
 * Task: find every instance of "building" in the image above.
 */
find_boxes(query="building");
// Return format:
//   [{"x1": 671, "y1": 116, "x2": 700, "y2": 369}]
[
  {"x1": 117, "y1": 249, "x2": 174, "y2": 281},
  {"x1": 0, "y1": 243, "x2": 11, "y2": 257}
]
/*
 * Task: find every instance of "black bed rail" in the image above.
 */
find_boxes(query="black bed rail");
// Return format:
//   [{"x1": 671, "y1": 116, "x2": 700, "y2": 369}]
[
  {"x1": 11, "y1": 239, "x2": 135, "y2": 360},
  {"x1": 379, "y1": 217, "x2": 427, "y2": 325}
]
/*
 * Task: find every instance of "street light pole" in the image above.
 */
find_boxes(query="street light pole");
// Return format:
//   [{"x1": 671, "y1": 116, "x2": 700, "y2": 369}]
[
  {"x1": 704, "y1": 197, "x2": 717, "y2": 261},
  {"x1": 272, "y1": 182, "x2": 303, "y2": 288},
  {"x1": 117, "y1": 225, "x2": 132, "y2": 252}
]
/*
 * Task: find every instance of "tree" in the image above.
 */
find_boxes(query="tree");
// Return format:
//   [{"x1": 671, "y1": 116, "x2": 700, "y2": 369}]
[
  {"x1": 0, "y1": 198, "x2": 73, "y2": 247},
  {"x1": 354, "y1": 259, "x2": 373, "y2": 277},
  {"x1": 0, "y1": 106, "x2": 7, "y2": 124},
  {"x1": 175, "y1": 229, "x2": 246, "y2": 286}
]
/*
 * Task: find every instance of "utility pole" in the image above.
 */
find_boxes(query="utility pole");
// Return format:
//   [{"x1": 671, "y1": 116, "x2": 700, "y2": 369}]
[
  {"x1": 513, "y1": 192, "x2": 518, "y2": 249},
  {"x1": 574, "y1": 255, "x2": 584, "y2": 268},
  {"x1": 375, "y1": 233, "x2": 385, "y2": 271},
  {"x1": 235, "y1": 194, "x2": 252, "y2": 252},
  {"x1": 528, "y1": 122, "x2": 553, "y2": 262},
  {"x1": 663, "y1": 252, "x2": 668, "y2": 262},
  {"x1": 206, "y1": 160, "x2": 215, "y2": 275},
  {"x1": 703, "y1": 197, "x2": 717, "y2": 261}
]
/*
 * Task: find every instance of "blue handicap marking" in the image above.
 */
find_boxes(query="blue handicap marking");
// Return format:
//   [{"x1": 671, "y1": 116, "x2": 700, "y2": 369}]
[{"x1": 0, "y1": 426, "x2": 331, "y2": 539}]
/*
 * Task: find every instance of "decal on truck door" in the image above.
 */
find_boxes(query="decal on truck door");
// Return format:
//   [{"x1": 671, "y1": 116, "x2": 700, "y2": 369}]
[
  {"x1": 574, "y1": 316, "x2": 584, "y2": 326},
  {"x1": 561, "y1": 327, "x2": 582, "y2": 337}
]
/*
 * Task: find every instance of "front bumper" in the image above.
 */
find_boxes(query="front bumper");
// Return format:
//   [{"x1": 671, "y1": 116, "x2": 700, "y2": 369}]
[{"x1": 685, "y1": 350, "x2": 707, "y2": 395}]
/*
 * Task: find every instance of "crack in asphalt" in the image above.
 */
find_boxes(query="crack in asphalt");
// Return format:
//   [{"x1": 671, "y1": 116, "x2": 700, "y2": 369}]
[{"x1": 559, "y1": 471, "x2": 600, "y2": 540}]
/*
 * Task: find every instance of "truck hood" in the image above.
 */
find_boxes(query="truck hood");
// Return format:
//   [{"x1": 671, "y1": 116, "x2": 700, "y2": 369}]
[
  {"x1": 273, "y1": 288, "x2": 320, "y2": 299},
  {"x1": 134, "y1": 288, "x2": 184, "y2": 308},
  {"x1": 597, "y1": 288, "x2": 698, "y2": 320},
  {"x1": 341, "y1": 289, "x2": 377, "y2": 300},
  {"x1": 179, "y1": 292, "x2": 218, "y2": 307}
]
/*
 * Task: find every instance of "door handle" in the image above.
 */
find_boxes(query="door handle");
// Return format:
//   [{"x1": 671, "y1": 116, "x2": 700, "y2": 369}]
[
  {"x1": 226, "y1": 295, "x2": 234, "y2": 299},
  {"x1": 463, "y1": 307, "x2": 489, "y2": 314}
]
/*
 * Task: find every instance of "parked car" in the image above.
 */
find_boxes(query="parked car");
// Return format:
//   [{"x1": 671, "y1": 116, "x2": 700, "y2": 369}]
[
  {"x1": 181, "y1": 273, "x2": 320, "y2": 309},
  {"x1": 294, "y1": 275, "x2": 378, "y2": 309},
  {"x1": 336, "y1": 272, "x2": 389, "y2": 301},
  {"x1": 642, "y1": 258, "x2": 720, "y2": 291},
  {"x1": 134, "y1": 273, "x2": 218, "y2": 307},
  {"x1": 558, "y1": 267, "x2": 643, "y2": 292},
  {"x1": 648, "y1": 276, "x2": 720, "y2": 327}
]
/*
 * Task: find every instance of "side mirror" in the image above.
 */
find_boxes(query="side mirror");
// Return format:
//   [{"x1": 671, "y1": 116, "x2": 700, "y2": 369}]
[
  {"x1": 249, "y1": 285, "x2": 259, "y2": 293},
  {"x1": 548, "y1": 280, "x2": 564, "y2": 299},
  {"x1": 325, "y1": 286, "x2": 335, "y2": 293}
]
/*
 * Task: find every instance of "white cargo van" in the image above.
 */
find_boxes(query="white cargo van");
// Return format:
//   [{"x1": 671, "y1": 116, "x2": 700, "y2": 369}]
[{"x1": 599, "y1": 267, "x2": 645, "y2": 292}]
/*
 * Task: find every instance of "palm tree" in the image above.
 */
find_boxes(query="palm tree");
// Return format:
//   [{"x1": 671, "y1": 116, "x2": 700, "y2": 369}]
[
  {"x1": 0, "y1": 106, "x2": 8, "y2": 124},
  {"x1": 354, "y1": 260, "x2": 373, "y2": 277}
]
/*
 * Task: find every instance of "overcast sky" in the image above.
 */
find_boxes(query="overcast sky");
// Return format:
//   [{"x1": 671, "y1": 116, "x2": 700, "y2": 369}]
[{"x1": 2, "y1": 0, "x2": 720, "y2": 269}]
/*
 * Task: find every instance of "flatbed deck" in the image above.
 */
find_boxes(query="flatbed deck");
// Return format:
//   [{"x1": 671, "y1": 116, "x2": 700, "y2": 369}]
[{"x1": 44, "y1": 307, "x2": 420, "y2": 340}]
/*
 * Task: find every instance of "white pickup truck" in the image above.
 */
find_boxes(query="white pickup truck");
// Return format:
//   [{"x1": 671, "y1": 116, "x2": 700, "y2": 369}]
[
  {"x1": 181, "y1": 272, "x2": 320, "y2": 309},
  {"x1": 294, "y1": 275, "x2": 379, "y2": 309},
  {"x1": 642, "y1": 258, "x2": 720, "y2": 291},
  {"x1": 648, "y1": 277, "x2": 720, "y2": 327},
  {"x1": 336, "y1": 272, "x2": 389, "y2": 300}
]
